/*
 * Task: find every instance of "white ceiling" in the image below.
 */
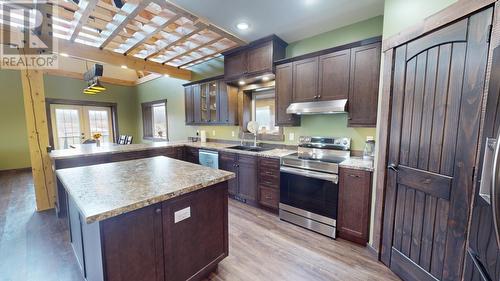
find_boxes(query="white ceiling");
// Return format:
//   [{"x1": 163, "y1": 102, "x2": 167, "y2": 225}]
[{"x1": 168, "y1": 0, "x2": 385, "y2": 43}]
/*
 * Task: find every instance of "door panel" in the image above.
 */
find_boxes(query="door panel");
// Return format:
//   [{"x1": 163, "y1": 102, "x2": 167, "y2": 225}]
[{"x1": 382, "y1": 8, "x2": 493, "y2": 281}]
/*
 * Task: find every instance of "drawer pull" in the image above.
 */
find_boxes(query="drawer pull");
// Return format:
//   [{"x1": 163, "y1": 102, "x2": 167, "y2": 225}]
[{"x1": 348, "y1": 174, "x2": 360, "y2": 178}]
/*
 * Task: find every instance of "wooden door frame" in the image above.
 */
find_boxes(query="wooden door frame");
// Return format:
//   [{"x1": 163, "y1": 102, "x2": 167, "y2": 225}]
[
  {"x1": 45, "y1": 98, "x2": 119, "y2": 148},
  {"x1": 372, "y1": 0, "x2": 500, "y2": 259}
]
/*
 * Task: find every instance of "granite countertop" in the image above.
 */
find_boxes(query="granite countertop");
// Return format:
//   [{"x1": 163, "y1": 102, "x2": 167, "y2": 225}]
[
  {"x1": 49, "y1": 141, "x2": 296, "y2": 160},
  {"x1": 339, "y1": 157, "x2": 374, "y2": 172},
  {"x1": 56, "y1": 156, "x2": 235, "y2": 224}
]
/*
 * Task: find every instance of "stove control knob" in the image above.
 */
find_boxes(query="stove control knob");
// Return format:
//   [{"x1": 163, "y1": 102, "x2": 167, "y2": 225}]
[{"x1": 343, "y1": 140, "x2": 348, "y2": 145}]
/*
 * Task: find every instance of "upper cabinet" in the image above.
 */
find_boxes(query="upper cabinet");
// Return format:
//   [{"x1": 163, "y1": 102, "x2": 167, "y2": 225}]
[
  {"x1": 292, "y1": 57, "x2": 319, "y2": 102},
  {"x1": 318, "y1": 49, "x2": 351, "y2": 101},
  {"x1": 184, "y1": 76, "x2": 238, "y2": 126},
  {"x1": 223, "y1": 35, "x2": 287, "y2": 82},
  {"x1": 348, "y1": 43, "x2": 381, "y2": 127},
  {"x1": 274, "y1": 37, "x2": 382, "y2": 127},
  {"x1": 276, "y1": 63, "x2": 300, "y2": 126}
]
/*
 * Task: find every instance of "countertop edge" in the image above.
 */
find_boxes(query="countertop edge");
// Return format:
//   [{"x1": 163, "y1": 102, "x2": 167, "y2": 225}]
[{"x1": 57, "y1": 169, "x2": 235, "y2": 224}]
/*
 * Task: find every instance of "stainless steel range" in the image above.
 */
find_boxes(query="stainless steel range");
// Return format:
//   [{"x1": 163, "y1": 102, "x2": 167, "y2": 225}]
[{"x1": 279, "y1": 136, "x2": 351, "y2": 238}]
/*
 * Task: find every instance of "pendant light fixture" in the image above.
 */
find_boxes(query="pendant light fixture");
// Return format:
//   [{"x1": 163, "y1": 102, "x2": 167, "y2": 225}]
[{"x1": 83, "y1": 64, "x2": 106, "y2": 95}]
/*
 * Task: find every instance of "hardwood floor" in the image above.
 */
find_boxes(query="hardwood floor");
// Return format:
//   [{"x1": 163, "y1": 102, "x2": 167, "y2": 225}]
[{"x1": 0, "y1": 170, "x2": 399, "y2": 281}]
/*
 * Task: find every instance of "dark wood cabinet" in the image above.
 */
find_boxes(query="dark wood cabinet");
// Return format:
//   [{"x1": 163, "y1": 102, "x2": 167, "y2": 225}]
[
  {"x1": 184, "y1": 147, "x2": 199, "y2": 164},
  {"x1": 184, "y1": 77, "x2": 237, "y2": 125},
  {"x1": 224, "y1": 51, "x2": 248, "y2": 80},
  {"x1": 223, "y1": 35, "x2": 287, "y2": 82},
  {"x1": 237, "y1": 155, "x2": 258, "y2": 203},
  {"x1": 318, "y1": 49, "x2": 351, "y2": 100},
  {"x1": 338, "y1": 168, "x2": 372, "y2": 245},
  {"x1": 275, "y1": 63, "x2": 300, "y2": 126},
  {"x1": 184, "y1": 85, "x2": 195, "y2": 125},
  {"x1": 218, "y1": 152, "x2": 238, "y2": 196},
  {"x1": 274, "y1": 38, "x2": 381, "y2": 128},
  {"x1": 218, "y1": 153, "x2": 258, "y2": 204},
  {"x1": 292, "y1": 57, "x2": 319, "y2": 102},
  {"x1": 258, "y1": 157, "x2": 280, "y2": 209},
  {"x1": 247, "y1": 41, "x2": 273, "y2": 74},
  {"x1": 348, "y1": 43, "x2": 381, "y2": 127}
]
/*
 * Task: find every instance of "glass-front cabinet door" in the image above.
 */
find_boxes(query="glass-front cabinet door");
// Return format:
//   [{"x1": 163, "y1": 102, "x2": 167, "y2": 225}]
[
  {"x1": 200, "y1": 83, "x2": 209, "y2": 123},
  {"x1": 209, "y1": 82, "x2": 218, "y2": 122}
]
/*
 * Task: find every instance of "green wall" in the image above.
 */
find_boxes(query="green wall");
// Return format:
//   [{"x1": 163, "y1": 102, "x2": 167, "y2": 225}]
[
  {"x1": 44, "y1": 75, "x2": 139, "y2": 142},
  {"x1": 383, "y1": 0, "x2": 458, "y2": 38},
  {"x1": 0, "y1": 70, "x2": 31, "y2": 170},
  {"x1": 286, "y1": 16, "x2": 384, "y2": 57},
  {"x1": 136, "y1": 76, "x2": 196, "y2": 142},
  {"x1": 0, "y1": 70, "x2": 139, "y2": 170}
]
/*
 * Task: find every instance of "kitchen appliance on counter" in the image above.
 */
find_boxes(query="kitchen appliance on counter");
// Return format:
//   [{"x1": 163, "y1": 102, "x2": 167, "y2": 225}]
[
  {"x1": 279, "y1": 136, "x2": 351, "y2": 238},
  {"x1": 198, "y1": 149, "x2": 218, "y2": 169}
]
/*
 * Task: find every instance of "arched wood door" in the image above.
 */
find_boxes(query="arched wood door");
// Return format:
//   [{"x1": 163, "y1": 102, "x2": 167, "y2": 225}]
[{"x1": 381, "y1": 7, "x2": 493, "y2": 281}]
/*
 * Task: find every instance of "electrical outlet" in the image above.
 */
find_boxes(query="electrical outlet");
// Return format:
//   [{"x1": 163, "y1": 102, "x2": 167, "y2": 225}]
[
  {"x1": 231, "y1": 131, "x2": 235, "y2": 137},
  {"x1": 289, "y1": 133, "x2": 295, "y2": 141},
  {"x1": 212, "y1": 130, "x2": 216, "y2": 136}
]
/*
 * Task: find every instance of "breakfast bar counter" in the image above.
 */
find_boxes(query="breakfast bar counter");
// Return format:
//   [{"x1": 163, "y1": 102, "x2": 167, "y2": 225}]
[{"x1": 56, "y1": 156, "x2": 234, "y2": 281}]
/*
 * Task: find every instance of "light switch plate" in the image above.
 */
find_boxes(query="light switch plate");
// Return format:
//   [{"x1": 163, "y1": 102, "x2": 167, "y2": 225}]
[
  {"x1": 289, "y1": 133, "x2": 295, "y2": 141},
  {"x1": 174, "y1": 207, "x2": 191, "y2": 223},
  {"x1": 212, "y1": 130, "x2": 216, "y2": 136},
  {"x1": 231, "y1": 131, "x2": 235, "y2": 137}
]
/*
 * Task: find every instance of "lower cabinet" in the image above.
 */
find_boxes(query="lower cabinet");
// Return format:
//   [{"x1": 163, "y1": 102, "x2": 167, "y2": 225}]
[
  {"x1": 184, "y1": 147, "x2": 199, "y2": 164},
  {"x1": 338, "y1": 167, "x2": 372, "y2": 245},
  {"x1": 257, "y1": 157, "x2": 280, "y2": 209},
  {"x1": 219, "y1": 152, "x2": 258, "y2": 204},
  {"x1": 67, "y1": 182, "x2": 228, "y2": 281},
  {"x1": 218, "y1": 152, "x2": 238, "y2": 196}
]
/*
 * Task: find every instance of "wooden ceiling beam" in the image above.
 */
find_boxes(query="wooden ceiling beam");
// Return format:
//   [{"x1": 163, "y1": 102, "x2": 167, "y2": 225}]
[
  {"x1": 145, "y1": 23, "x2": 207, "y2": 60},
  {"x1": 54, "y1": 37, "x2": 192, "y2": 80},
  {"x1": 162, "y1": 37, "x2": 222, "y2": 64},
  {"x1": 98, "y1": 0, "x2": 153, "y2": 49},
  {"x1": 122, "y1": 14, "x2": 182, "y2": 54},
  {"x1": 69, "y1": 0, "x2": 99, "y2": 42},
  {"x1": 176, "y1": 45, "x2": 235, "y2": 68}
]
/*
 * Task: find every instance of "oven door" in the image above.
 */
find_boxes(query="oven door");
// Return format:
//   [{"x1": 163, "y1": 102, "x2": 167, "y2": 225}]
[{"x1": 280, "y1": 166, "x2": 338, "y2": 220}]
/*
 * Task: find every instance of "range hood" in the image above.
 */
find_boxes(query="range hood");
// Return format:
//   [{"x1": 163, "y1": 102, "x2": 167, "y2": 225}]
[{"x1": 286, "y1": 99, "x2": 348, "y2": 115}]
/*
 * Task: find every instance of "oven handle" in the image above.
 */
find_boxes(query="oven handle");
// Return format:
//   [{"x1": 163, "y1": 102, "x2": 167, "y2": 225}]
[{"x1": 280, "y1": 166, "x2": 338, "y2": 184}]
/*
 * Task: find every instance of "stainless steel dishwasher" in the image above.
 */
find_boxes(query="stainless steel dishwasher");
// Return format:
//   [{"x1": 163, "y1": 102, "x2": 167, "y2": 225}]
[{"x1": 198, "y1": 150, "x2": 219, "y2": 169}]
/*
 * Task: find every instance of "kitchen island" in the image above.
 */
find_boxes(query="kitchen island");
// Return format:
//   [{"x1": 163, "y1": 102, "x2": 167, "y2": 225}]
[{"x1": 56, "y1": 156, "x2": 234, "y2": 281}]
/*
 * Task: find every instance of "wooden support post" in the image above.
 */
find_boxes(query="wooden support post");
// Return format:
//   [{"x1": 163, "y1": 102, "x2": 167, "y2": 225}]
[{"x1": 20, "y1": 69, "x2": 55, "y2": 211}]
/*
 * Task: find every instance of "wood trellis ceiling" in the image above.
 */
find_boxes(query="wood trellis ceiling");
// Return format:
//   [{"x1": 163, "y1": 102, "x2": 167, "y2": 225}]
[{"x1": 1, "y1": 0, "x2": 245, "y2": 77}]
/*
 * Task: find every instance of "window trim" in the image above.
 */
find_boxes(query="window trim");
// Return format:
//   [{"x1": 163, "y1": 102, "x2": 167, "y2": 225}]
[
  {"x1": 141, "y1": 99, "x2": 169, "y2": 141},
  {"x1": 45, "y1": 98, "x2": 119, "y2": 148}
]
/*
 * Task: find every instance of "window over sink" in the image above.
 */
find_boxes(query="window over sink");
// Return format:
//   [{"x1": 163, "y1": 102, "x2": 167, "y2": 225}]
[{"x1": 250, "y1": 87, "x2": 283, "y2": 141}]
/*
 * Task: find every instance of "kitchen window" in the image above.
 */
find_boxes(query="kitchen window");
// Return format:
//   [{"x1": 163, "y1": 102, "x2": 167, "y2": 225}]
[
  {"x1": 250, "y1": 88, "x2": 283, "y2": 141},
  {"x1": 142, "y1": 100, "x2": 168, "y2": 141}
]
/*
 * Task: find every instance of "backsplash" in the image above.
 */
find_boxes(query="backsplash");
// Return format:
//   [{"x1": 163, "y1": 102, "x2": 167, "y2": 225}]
[{"x1": 197, "y1": 113, "x2": 376, "y2": 151}]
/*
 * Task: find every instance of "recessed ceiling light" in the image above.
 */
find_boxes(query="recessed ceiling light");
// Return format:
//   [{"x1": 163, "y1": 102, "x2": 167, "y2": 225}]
[
  {"x1": 238, "y1": 80, "x2": 246, "y2": 85},
  {"x1": 121, "y1": 65, "x2": 128, "y2": 69},
  {"x1": 262, "y1": 76, "x2": 270, "y2": 82},
  {"x1": 236, "y1": 22, "x2": 249, "y2": 30}
]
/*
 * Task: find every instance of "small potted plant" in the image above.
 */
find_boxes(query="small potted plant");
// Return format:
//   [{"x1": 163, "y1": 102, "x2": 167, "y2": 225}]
[{"x1": 93, "y1": 133, "x2": 102, "y2": 147}]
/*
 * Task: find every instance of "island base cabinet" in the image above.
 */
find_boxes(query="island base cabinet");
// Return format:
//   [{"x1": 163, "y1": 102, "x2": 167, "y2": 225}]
[
  {"x1": 163, "y1": 182, "x2": 228, "y2": 281},
  {"x1": 69, "y1": 182, "x2": 228, "y2": 281}
]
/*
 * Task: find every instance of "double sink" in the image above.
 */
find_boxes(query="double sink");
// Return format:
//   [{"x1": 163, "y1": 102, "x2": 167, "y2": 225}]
[{"x1": 227, "y1": 145, "x2": 273, "y2": 152}]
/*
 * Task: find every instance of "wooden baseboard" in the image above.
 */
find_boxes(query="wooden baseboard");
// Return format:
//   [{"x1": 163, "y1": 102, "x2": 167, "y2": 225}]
[
  {"x1": 0, "y1": 167, "x2": 32, "y2": 175},
  {"x1": 367, "y1": 243, "x2": 379, "y2": 259}
]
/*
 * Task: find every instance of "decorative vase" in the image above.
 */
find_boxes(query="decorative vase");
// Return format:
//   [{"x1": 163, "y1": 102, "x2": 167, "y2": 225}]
[{"x1": 96, "y1": 139, "x2": 101, "y2": 147}]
